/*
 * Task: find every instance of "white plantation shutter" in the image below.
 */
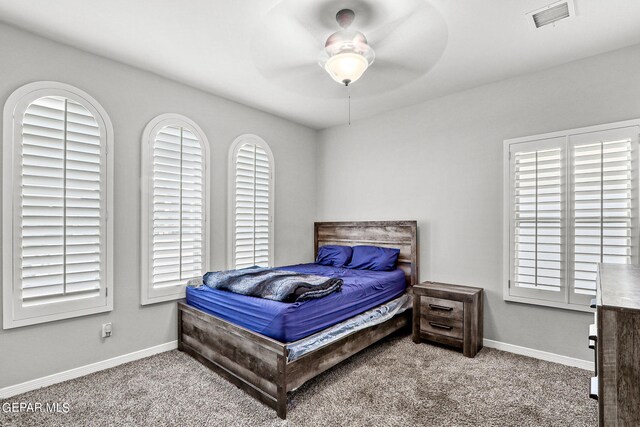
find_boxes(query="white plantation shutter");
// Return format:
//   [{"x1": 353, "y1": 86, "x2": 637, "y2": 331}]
[
  {"x1": 505, "y1": 121, "x2": 639, "y2": 310},
  {"x1": 231, "y1": 136, "x2": 273, "y2": 269},
  {"x1": 569, "y1": 128, "x2": 638, "y2": 303},
  {"x1": 510, "y1": 138, "x2": 566, "y2": 302},
  {"x1": 152, "y1": 125, "x2": 204, "y2": 286},
  {"x1": 21, "y1": 96, "x2": 103, "y2": 303},
  {"x1": 141, "y1": 115, "x2": 210, "y2": 304},
  {"x1": 3, "y1": 83, "x2": 113, "y2": 329}
]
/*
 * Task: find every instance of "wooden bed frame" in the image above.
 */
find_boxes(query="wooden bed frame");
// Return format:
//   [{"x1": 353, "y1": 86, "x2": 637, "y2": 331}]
[{"x1": 177, "y1": 220, "x2": 418, "y2": 419}]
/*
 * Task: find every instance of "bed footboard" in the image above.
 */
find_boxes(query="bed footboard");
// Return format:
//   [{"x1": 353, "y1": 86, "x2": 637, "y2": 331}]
[
  {"x1": 178, "y1": 301, "x2": 410, "y2": 419},
  {"x1": 178, "y1": 302, "x2": 288, "y2": 417},
  {"x1": 285, "y1": 311, "x2": 410, "y2": 391}
]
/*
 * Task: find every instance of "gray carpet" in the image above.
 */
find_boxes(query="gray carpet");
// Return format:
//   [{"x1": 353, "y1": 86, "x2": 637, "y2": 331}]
[{"x1": 1, "y1": 335, "x2": 597, "y2": 426}]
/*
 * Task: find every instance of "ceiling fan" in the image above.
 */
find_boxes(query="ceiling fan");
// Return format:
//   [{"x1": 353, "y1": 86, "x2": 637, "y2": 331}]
[
  {"x1": 319, "y1": 8, "x2": 375, "y2": 86},
  {"x1": 251, "y1": 0, "x2": 448, "y2": 99}
]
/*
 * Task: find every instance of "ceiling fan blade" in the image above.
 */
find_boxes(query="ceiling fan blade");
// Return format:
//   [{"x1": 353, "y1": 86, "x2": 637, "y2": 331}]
[
  {"x1": 252, "y1": 9, "x2": 321, "y2": 72},
  {"x1": 288, "y1": 3, "x2": 327, "y2": 45},
  {"x1": 356, "y1": 65, "x2": 422, "y2": 94},
  {"x1": 271, "y1": 69, "x2": 347, "y2": 99},
  {"x1": 345, "y1": 57, "x2": 432, "y2": 98},
  {"x1": 291, "y1": 2, "x2": 330, "y2": 45},
  {"x1": 261, "y1": 63, "x2": 324, "y2": 81},
  {"x1": 371, "y1": 3, "x2": 448, "y2": 72},
  {"x1": 370, "y1": 59, "x2": 424, "y2": 78},
  {"x1": 367, "y1": 3, "x2": 421, "y2": 45}
]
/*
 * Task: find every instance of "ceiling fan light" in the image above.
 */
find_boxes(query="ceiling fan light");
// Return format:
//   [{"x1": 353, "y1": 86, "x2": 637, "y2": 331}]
[{"x1": 324, "y1": 52, "x2": 370, "y2": 86}]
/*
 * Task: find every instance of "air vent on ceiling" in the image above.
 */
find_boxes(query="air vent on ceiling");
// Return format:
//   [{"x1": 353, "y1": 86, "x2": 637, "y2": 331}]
[{"x1": 527, "y1": 0, "x2": 575, "y2": 29}]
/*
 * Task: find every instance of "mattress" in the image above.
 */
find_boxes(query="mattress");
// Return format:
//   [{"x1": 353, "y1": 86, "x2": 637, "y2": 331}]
[
  {"x1": 185, "y1": 263, "x2": 406, "y2": 342},
  {"x1": 287, "y1": 294, "x2": 411, "y2": 362}
]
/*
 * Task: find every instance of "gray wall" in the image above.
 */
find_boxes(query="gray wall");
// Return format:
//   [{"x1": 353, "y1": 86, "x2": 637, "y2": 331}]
[
  {"x1": 316, "y1": 43, "x2": 640, "y2": 361},
  {"x1": 0, "y1": 23, "x2": 317, "y2": 388}
]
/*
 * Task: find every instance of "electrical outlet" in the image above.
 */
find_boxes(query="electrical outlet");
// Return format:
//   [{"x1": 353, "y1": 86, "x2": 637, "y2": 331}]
[{"x1": 102, "y1": 323, "x2": 112, "y2": 338}]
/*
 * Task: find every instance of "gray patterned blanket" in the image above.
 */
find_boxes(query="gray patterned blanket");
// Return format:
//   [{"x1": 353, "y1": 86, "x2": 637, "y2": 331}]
[{"x1": 199, "y1": 267, "x2": 343, "y2": 303}]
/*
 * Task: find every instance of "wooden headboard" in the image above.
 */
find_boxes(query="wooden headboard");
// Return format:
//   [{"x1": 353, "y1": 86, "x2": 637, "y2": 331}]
[{"x1": 314, "y1": 221, "x2": 418, "y2": 287}]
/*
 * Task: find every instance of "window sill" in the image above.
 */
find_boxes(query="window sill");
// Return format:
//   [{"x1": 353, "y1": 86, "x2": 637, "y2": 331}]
[
  {"x1": 3, "y1": 303, "x2": 113, "y2": 330},
  {"x1": 504, "y1": 295, "x2": 595, "y2": 313},
  {"x1": 140, "y1": 289, "x2": 186, "y2": 306}
]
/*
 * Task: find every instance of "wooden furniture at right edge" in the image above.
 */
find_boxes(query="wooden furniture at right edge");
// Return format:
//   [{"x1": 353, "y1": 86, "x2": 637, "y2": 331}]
[
  {"x1": 412, "y1": 281, "x2": 483, "y2": 358},
  {"x1": 591, "y1": 264, "x2": 640, "y2": 426}
]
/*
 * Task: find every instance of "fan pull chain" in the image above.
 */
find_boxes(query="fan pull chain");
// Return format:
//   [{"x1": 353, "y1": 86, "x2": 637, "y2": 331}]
[{"x1": 347, "y1": 85, "x2": 351, "y2": 126}]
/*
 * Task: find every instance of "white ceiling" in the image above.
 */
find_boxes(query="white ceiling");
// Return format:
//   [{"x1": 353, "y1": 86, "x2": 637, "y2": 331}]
[{"x1": 1, "y1": 0, "x2": 639, "y2": 129}]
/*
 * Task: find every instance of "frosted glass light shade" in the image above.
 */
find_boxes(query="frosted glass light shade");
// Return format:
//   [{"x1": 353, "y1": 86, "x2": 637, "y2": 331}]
[{"x1": 324, "y1": 52, "x2": 369, "y2": 86}]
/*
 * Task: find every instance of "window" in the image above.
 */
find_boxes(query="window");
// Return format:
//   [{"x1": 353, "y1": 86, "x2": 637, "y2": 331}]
[
  {"x1": 503, "y1": 120, "x2": 639, "y2": 311},
  {"x1": 2, "y1": 82, "x2": 114, "y2": 328},
  {"x1": 229, "y1": 135, "x2": 274, "y2": 269},
  {"x1": 141, "y1": 114, "x2": 210, "y2": 304}
]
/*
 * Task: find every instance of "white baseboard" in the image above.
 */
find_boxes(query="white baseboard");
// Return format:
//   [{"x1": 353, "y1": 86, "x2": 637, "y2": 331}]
[
  {"x1": 483, "y1": 338, "x2": 594, "y2": 371},
  {"x1": 0, "y1": 340, "x2": 178, "y2": 399},
  {"x1": 0, "y1": 338, "x2": 593, "y2": 399}
]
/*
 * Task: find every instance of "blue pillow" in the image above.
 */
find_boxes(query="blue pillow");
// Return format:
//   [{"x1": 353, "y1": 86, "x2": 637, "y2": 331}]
[
  {"x1": 346, "y1": 246, "x2": 400, "y2": 271},
  {"x1": 316, "y1": 245, "x2": 353, "y2": 267}
]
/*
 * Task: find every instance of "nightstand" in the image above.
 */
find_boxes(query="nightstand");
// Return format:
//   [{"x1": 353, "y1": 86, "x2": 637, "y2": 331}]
[{"x1": 412, "y1": 281, "x2": 483, "y2": 358}]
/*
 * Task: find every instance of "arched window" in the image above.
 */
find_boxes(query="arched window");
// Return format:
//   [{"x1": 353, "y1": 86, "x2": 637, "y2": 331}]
[
  {"x1": 141, "y1": 114, "x2": 210, "y2": 304},
  {"x1": 2, "y1": 82, "x2": 114, "y2": 328},
  {"x1": 229, "y1": 135, "x2": 274, "y2": 269}
]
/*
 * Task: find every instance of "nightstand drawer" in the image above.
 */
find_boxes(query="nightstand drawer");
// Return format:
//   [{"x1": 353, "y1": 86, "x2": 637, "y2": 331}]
[
  {"x1": 420, "y1": 317, "x2": 463, "y2": 340},
  {"x1": 421, "y1": 297, "x2": 463, "y2": 321}
]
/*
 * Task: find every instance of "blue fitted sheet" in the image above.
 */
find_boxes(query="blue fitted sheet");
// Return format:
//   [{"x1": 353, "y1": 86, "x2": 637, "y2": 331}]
[{"x1": 185, "y1": 263, "x2": 406, "y2": 343}]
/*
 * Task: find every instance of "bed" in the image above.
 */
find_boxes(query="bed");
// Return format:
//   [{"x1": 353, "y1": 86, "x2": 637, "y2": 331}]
[
  {"x1": 177, "y1": 220, "x2": 418, "y2": 419},
  {"x1": 185, "y1": 263, "x2": 407, "y2": 342}
]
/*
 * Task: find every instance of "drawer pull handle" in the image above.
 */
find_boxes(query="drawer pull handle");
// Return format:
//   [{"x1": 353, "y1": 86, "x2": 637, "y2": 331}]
[
  {"x1": 429, "y1": 304, "x2": 453, "y2": 312},
  {"x1": 429, "y1": 322, "x2": 453, "y2": 330}
]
